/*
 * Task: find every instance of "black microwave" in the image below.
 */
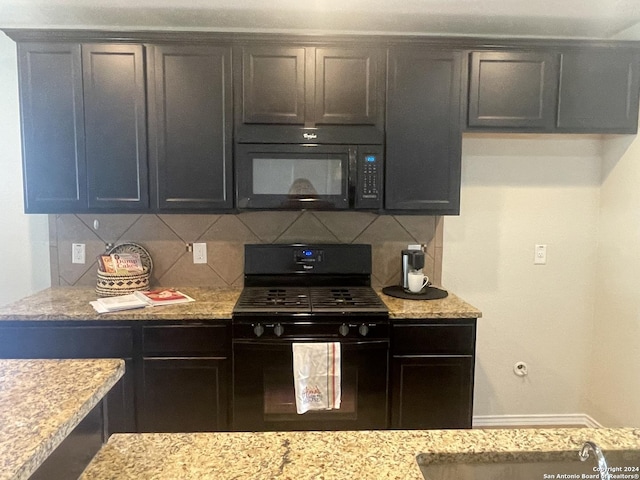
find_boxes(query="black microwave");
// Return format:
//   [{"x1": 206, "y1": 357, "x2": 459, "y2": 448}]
[{"x1": 235, "y1": 143, "x2": 383, "y2": 210}]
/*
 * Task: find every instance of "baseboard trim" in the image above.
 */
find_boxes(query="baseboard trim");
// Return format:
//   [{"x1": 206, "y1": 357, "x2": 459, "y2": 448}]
[{"x1": 473, "y1": 414, "x2": 603, "y2": 429}]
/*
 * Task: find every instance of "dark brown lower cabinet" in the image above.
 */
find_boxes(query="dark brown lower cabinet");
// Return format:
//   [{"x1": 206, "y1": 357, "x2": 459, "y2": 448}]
[
  {"x1": 138, "y1": 357, "x2": 228, "y2": 432},
  {"x1": 390, "y1": 320, "x2": 476, "y2": 429},
  {"x1": 391, "y1": 355, "x2": 474, "y2": 429},
  {"x1": 137, "y1": 323, "x2": 230, "y2": 432}
]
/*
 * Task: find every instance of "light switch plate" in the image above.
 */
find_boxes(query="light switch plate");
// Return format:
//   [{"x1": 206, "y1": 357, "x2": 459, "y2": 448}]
[{"x1": 193, "y1": 242, "x2": 207, "y2": 264}]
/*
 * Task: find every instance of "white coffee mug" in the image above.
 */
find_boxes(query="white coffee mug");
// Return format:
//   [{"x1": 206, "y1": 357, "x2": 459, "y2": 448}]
[{"x1": 407, "y1": 271, "x2": 429, "y2": 293}]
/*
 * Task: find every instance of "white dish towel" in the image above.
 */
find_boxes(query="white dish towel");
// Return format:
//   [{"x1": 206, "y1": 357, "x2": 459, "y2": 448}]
[{"x1": 292, "y1": 342, "x2": 341, "y2": 414}]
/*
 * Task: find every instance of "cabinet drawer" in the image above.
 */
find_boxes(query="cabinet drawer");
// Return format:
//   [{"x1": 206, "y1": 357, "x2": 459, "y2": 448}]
[
  {"x1": 392, "y1": 322, "x2": 475, "y2": 355},
  {"x1": 142, "y1": 324, "x2": 229, "y2": 355},
  {"x1": 0, "y1": 325, "x2": 133, "y2": 358}
]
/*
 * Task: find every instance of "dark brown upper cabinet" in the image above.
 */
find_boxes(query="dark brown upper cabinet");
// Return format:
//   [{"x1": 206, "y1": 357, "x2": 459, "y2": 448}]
[
  {"x1": 385, "y1": 48, "x2": 463, "y2": 213},
  {"x1": 468, "y1": 51, "x2": 559, "y2": 130},
  {"x1": 314, "y1": 48, "x2": 383, "y2": 126},
  {"x1": 83, "y1": 44, "x2": 148, "y2": 210},
  {"x1": 467, "y1": 47, "x2": 640, "y2": 133},
  {"x1": 557, "y1": 49, "x2": 640, "y2": 133},
  {"x1": 18, "y1": 42, "x2": 148, "y2": 213},
  {"x1": 238, "y1": 46, "x2": 307, "y2": 125},
  {"x1": 18, "y1": 43, "x2": 87, "y2": 213},
  {"x1": 147, "y1": 45, "x2": 233, "y2": 211},
  {"x1": 234, "y1": 45, "x2": 384, "y2": 143}
]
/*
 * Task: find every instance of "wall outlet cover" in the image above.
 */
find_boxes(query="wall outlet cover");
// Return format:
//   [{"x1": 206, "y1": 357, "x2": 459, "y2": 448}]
[{"x1": 72, "y1": 243, "x2": 85, "y2": 264}]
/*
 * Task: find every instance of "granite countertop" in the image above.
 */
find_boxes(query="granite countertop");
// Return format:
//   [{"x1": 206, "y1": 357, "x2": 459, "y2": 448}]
[
  {"x1": 378, "y1": 290, "x2": 482, "y2": 319},
  {"x1": 0, "y1": 287, "x2": 241, "y2": 321},
  {"x1": 80, "y1": 428, "x2": 640, "y2": 480},
  {"x1": 0, "y1": 286, "x2": 481, "y2": 321},
  {"x1": 0, "y1": 358, "x2": 125, "y2": 480}
]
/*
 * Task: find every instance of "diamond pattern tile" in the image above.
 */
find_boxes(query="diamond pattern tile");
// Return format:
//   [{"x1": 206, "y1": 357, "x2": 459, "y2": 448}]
[
  {"x1": 277, "y1": 212, "x2": 340, "y2": 243},
  {"x1": 158, "y1": 214, "x2": 220, "y2": 243},
  {"x1": 158, "y1": 253, "x2": 227, "y2": 287},
  {"x1": 56, "y1": 215, "x2": 104, "y2": 285},
  {"x1": 117, "y1": 215, "x2": 186, "y2": 285},
  {"x1": 50, "y1": 212, "x2": 443, "y2": 289},
  {"x1": 77, "y1": 214, "x2": 141, "y2": 244},
  {"x1": 201, "y1": 216, "x2": 260, "y2": 284},
  {"x1": 237, "y1": 211, "x2": 301, "y2": 243},
  {"x1": 354, "y1": 216, "x2": 415, "y2": 288},
  {"x1": 312, "y1": 211, "x2": 377, "y2": 243},
  {"x1": 396, "y1": 215, "x2": 437, "y2": 244}
]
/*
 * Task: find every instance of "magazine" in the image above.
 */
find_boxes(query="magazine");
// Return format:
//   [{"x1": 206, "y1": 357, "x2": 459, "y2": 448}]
[
  {"x1": 133, "y1": 289, "x2": 195, "y2": 306},
  {"x1": 91, "y1": 294, "x2": 148, "y2": 313}
]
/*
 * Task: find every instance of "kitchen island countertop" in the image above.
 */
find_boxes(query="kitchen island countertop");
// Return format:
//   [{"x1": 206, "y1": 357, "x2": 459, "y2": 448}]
[
  {"x1": 0, "y1": 358, "x2": 125, "y2": 480},
  {"x1": 0, "y1": 286, "x2": 481, "y2": 321},
  {"x1": 80, "y1": 428, "x2": 639, "y2": 480}
]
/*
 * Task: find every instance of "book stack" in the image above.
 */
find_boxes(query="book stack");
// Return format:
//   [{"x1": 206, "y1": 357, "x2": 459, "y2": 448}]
[{"x1": 91, "y1": 289, "x2": 195, "y2": 313}]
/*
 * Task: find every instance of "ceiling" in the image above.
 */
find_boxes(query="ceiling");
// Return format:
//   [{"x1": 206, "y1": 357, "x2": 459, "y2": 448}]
[{"x1": 1, "y1": 0, "x2": 640, "y2": 40}]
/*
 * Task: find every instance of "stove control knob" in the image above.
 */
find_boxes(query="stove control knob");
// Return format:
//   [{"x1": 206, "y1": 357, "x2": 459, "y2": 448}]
[
  {"x1": 339, "y1": 324, "x2": 349, "y2": 337},
  {"x1": 274, "y1": 323, "x2": 284, "y2": 337},
  {"x1": 358, "y1": 324, "x2": 370, "y2": 337},
  {"x1": 253, "y1": 324, "x2": 265, "y2": 337}
]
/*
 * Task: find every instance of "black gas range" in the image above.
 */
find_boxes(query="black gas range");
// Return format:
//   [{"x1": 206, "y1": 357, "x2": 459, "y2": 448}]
[
  {"x1": 232, "y1": 243, "x2": 389, "y2": 339},
  {"x1": 231, "y1": 244, "x2": 390, "y2": 431}
]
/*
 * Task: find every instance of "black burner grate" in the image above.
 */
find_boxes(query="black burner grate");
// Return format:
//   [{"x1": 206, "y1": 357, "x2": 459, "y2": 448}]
[
  {"x1": 235, "y1": 287, "x2": 311, "y2": 312},
  {"x1": 309, "y1": 287, "x2": 387, "y2": 311},
  {"x1": 234, "y1": 286, "x2": 387, "y2": 314}
]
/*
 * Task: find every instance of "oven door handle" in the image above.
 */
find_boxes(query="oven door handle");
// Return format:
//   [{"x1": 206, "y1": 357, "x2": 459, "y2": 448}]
[{"x1": 233, "y1": 339, "x2": 389, "y2": 347}]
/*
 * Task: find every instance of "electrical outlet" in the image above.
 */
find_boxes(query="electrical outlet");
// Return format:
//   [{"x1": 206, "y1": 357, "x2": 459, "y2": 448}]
[
  {"x1": 72, "y1": 243, "x2": 85, "y2": 264},
  {"x1": 534, "y1": 244, "x2": 547, "y2": 265},
  {"x1": 193, "y1": 242, "x2": 207, "y2": 264}
]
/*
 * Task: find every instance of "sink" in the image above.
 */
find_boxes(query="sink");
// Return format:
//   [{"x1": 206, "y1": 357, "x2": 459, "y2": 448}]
[{"x1": 416, "y1": 450, "x2": 640, "y2": 480}]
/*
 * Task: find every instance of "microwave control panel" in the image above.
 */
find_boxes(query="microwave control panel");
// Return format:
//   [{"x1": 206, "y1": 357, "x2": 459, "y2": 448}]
[{"x1": 356, "y1": 149, "x2": 383, "y2": 209}]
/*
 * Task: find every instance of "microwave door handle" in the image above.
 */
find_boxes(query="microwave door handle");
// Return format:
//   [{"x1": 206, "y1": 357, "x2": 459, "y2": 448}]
[{"x1": 348, "y1": 147, "x2": 357, "y2": 208}]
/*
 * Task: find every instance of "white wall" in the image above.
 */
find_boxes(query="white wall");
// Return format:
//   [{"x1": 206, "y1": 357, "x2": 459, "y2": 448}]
[
  {"x1": 0, "y1": 32, "x2": 50, "y2": 306},
  {"x1": 586, "y1": 133, "x2": 640, "y2": 427},
  {"x1": 443, "y1": 134, "x2": 602, "y2": 419}
]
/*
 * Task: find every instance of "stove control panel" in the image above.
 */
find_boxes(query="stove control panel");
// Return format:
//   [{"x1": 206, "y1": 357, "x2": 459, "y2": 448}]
[
  {"x1": 294, "y1": 248, "x2": 323, "y2": 266},
  {"x1": 239, "y1": 321, "x2": 388, "y2": 340}
]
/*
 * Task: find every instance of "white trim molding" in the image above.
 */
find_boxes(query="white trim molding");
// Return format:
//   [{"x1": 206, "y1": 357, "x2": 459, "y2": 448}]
[{"x1": 473, "y1": 414, "x2": 603, "y2": 429}]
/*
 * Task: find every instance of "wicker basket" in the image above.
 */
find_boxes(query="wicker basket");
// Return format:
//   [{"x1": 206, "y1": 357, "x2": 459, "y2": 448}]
[
  {"x1": 96, "y1": 242, "x2": 153, "y2": 297},
  {"x1": 96, "y1": 268, "x2": 150, "y2": 297}
]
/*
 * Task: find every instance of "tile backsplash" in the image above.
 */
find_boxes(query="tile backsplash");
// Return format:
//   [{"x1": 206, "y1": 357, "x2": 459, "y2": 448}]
[{"x1": 49, "y1": 212, "x2": 442, "y2": 289}]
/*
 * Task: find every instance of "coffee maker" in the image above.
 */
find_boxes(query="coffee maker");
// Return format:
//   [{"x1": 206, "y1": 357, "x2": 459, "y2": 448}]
[{"x1": 401, "y1": 249, "x2": 425, "y2": 290}]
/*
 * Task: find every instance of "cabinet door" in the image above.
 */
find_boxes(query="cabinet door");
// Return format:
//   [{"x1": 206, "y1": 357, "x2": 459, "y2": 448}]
[
  {"x1": 468, "y1": 51, "x2": 559, "y2": 129},
  {"x1": 0, "y1": 324, "x2": 136, "y2": 434},
  {"x1": 386, "y1": 49, "x2": 463, "y2": 213},
  {"x1": 149, "y1": 45, "x2": 233, "y2": 210},
  {"x1": 557, "y1": 49, "x2": 640, "y2": 133},
  {"x1": 17, "y1": 43, "x2": 87, "y2": 213},
  {"x1": 391, "y1": 355, "x2": 474, "y2": 429},
  {"x1": 83, "y1": 44, "x2": 148, "y2": 210},
  {"x1": 138, "y1": 357, "x2": 228, "y2": 432},
  {"x1": 314, "y1": 47, "x2": 384, "y2": 126},
  {"x1": 238, "y1": 46, "x2": 307, "y2": 125}
]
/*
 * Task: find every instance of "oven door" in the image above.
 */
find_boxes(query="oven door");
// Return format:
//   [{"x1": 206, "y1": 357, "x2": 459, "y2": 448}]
[
  {"x1": 235, "y1": 144, "x2": 350, "y2": 210},
  {"x1": 232, "y1": 338, "x2": 389, "y2": 431}
]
